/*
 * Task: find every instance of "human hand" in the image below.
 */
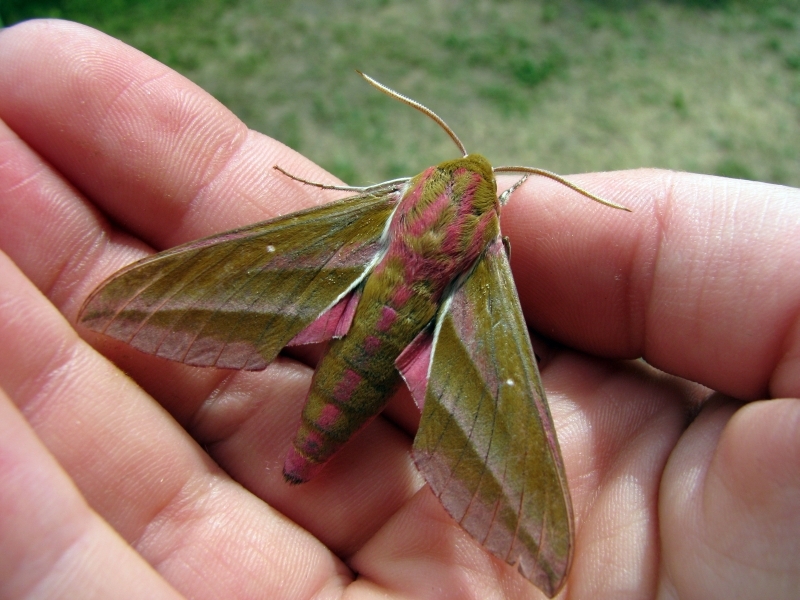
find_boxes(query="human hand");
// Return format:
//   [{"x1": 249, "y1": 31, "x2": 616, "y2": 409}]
[{"x1": 0, "y1": 20, "x2": 798, "y2": 600}]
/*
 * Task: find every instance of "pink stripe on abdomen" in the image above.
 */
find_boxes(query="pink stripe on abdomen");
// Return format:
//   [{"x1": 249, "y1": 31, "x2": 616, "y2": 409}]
[{"x1": 333, "y1": 368, "x2": 363, "y2": 402}]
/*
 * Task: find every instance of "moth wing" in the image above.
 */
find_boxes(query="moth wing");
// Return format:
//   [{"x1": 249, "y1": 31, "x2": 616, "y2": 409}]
[
  {"x1": 411, "y1": 236, "x2": 573, "y2": 597},
  {"x1": 80, "y1": 191, "x2": 398, "y2": 370}
]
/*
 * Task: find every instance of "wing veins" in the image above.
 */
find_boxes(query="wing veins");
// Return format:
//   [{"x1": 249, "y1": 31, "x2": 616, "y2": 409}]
[
  {"x1": 127, "y1": 242, "x2": 243, "y2": 345},
  {"x1": 200, "y1": 227, "x2": 361, "y2": 365}
]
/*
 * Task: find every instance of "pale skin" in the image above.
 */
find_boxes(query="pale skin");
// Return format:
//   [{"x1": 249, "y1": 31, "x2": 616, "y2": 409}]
[{"x1": 0, "y1": 20, "x2": 799, "y2": 600}]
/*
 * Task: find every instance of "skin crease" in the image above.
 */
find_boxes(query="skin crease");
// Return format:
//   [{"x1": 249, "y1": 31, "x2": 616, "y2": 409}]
[{"x1": 0, "y1": 18, "x2": 798, "y2": 600}]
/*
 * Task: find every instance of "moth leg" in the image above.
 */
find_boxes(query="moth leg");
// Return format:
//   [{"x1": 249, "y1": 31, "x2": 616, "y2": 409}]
[
  {"x1": 497, "y1": 174, "x2": 530, "y2": 206},
  {"x1": 502, "y1": 236, "x2": 511, "y2": 259}
]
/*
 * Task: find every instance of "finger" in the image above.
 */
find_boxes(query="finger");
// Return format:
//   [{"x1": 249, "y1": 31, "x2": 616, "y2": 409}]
[
  {"x1": 659, "y1": 396, "x2": 800, "y2": 598},
  {"x1": 0, "y1": 21, "x2": 335, "y2": 252},
  {"x1": 0, "y1": 387, "x2": 182, "y2": 600},
  {"x1": 0, "y1": 250, "x2": 346, "y2": 599},
  {"x1": 503, "y1": 170, "x2": 800, "y2": 399}
]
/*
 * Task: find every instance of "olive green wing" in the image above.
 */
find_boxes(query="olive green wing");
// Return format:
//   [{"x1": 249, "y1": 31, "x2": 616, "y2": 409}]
[
  {"x1": 411, "y1": 236, "x2": 573, "y2": 597},
  {"x1": 80, "y1": 190, "x2": 398, "y2": 370}
]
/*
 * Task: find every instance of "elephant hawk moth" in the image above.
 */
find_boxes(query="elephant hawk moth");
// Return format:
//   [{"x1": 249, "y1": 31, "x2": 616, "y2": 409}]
[{"x1": 79, "y1": 72, "x2": 629, "y2": 597}]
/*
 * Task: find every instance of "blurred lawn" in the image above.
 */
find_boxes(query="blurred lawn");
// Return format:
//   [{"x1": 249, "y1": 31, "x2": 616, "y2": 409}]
[{"x1": 3, "y1": 0, "x2": 800, "y2": 186}]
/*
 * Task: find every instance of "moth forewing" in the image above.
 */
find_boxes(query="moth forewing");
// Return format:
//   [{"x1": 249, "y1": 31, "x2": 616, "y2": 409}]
[{"x1": 79, "y1": 186, "x2": 400, "y2": 369}]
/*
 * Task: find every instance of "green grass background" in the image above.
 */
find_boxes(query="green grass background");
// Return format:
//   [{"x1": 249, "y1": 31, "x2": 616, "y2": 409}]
[{"x1": 3, "y1": 0, "x2": 800, "y2": 187}]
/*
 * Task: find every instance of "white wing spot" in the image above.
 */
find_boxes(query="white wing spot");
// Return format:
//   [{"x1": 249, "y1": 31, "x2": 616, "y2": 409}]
[
  {"x1": 506, "y1": 378, "x2": 515, "y2": 386},
  {"x1": 266, "y1": 245, "x2": 276, "y2": 253}
]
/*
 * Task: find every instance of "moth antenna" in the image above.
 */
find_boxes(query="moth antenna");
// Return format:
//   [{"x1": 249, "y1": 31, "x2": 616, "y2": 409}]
[
  {"x1": 273, "y1": 166, "x2": 369, "y2": 192},
  {"x1": 494, "y1": 166, "x2": 631, "y2": 211},
  {"x1": 357, "y1": 71, "x2": 468, "y2": 158},
  {"x1": 273, "y1": 165, "x2": 409, "y2": 194}
]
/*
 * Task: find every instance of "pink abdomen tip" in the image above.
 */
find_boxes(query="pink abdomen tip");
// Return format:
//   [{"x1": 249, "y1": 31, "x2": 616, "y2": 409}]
[{"x1": 283, "y1": 446, "x2": 325, "y2": 484}]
